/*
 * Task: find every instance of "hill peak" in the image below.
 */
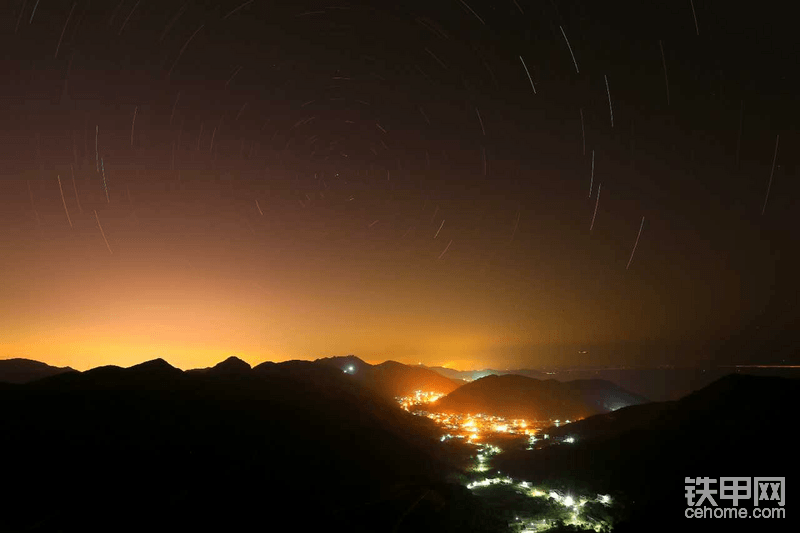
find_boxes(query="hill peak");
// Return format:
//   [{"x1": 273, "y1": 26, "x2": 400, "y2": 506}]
[
  {"x1": 315, "y1": 354, "x2": 369, "y2": 373},
  {"x1": 375, "y1": 360, "x2": 406, "y2": 369},
  {"x1": 210, "y1": 356, "x2": 251, "y2": 374},
  {"x1": 437, "y1": 373, "x2": 646, "y2": 420},
  {"x1": 127, "y1": 358, "x2": 179, "y2": 374}
]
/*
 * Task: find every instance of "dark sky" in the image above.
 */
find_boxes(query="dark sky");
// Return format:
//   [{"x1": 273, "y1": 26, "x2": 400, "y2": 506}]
[{"x1": 1, "y1": 0, "x2": 797, "y2": 370}]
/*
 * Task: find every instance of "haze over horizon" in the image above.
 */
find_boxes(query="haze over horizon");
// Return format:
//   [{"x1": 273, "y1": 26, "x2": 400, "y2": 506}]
[{"x1": 1, "y1": 1, "x2": 797, "y2": 373}]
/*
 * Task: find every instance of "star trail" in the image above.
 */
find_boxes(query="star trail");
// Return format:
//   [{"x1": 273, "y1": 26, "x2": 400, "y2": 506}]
[{"x1": 0, "y1": 0, "x2": 797, "y2": 371}]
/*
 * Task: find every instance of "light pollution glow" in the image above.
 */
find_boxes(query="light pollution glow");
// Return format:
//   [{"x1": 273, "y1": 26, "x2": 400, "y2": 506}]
[
  {"x1": 1, "y1": 202, "x2": 681, "y2": 371},
  {"x1": 2, "y1": 2, "x2": 792, "y2": 372}
]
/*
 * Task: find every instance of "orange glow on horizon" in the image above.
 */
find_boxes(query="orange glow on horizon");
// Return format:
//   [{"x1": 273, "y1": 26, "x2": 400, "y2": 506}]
[
  {"x1": 1, "y1": 188, "x2": 680, "y2": 371},
  {"x1": 0, "y1": 254, "x2": 534, "y2": 370}
]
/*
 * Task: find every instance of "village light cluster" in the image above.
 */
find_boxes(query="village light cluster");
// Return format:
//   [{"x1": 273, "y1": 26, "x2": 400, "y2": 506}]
[
  {"x1": 396, "y1": 390, "x2": 446, "y2": 411},
  {"x1": 394, "y1": 392, "x2": 612, "y2": 532}
]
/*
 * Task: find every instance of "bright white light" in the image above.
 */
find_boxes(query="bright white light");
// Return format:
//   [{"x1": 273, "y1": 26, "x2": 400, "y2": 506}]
[{"x1": 564, "y1": 496, "x2": 575, "y2": 507}]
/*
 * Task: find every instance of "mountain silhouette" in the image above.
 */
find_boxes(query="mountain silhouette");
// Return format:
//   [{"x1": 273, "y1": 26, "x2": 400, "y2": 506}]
[
  {"x1": 127, "y1": 357, "x2": 183, "y2": 376},
  {"x1": 1, "y1": 357, "x2": 505, "y2": 533},
  {"x1": 423, "y1": 365, "x2": 549, "y2": 382},
  {"x1": 423, "y1": 363, "x2": 760, "y2": 402},
  {"x1": 433, "y1": 374, "x2": 647, "y2": 421},
  {"x1": 187, "y1": 355, "x2": 252, "y2": 376},
  {"x1": 315, "y1": 355, "x2": 462, "y2": 399},
  {"x1": 0, "y1": 358, "x2": 75, "y2": 384},
  {"x1": 493, "y1": 374, "x2": 800, "y2": 532}
]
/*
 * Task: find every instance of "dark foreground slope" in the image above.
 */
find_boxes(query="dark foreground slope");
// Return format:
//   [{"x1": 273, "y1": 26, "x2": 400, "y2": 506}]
[
  {"x1": 433, "y1": 374, "x2": 647, "y2": 421},
  {"x1": 494, "y1": 374, "x2": 800, "y2": 532},
  {"x1": 1, "y1": 358, "x2": 503, "y2": 533},
  {"x1": 0, "y1": 357, "x2": 75, "y2": 383}
]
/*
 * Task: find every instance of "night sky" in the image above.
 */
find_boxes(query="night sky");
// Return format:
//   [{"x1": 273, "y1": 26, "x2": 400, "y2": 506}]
[{"x1": 1, "y1": 0, "x2": 797, "y2": 371}]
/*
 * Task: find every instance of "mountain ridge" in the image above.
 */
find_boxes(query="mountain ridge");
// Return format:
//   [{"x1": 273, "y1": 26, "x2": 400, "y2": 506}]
[
  {"x1": 433, "y1": 373, "x2": 648, "y2": 421},
  {"x1": 316, "y1": 355, "x2": 463, "y2": 399},
  {"x1": 0, "y1": 358, "x2": 76, "y2": 384},
  {"x1": 1, "y1": 355, "x2": 502, "y2": 532},
  {"x1": 493, "y1": 373, "x2": 800, "y2": 531}
]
